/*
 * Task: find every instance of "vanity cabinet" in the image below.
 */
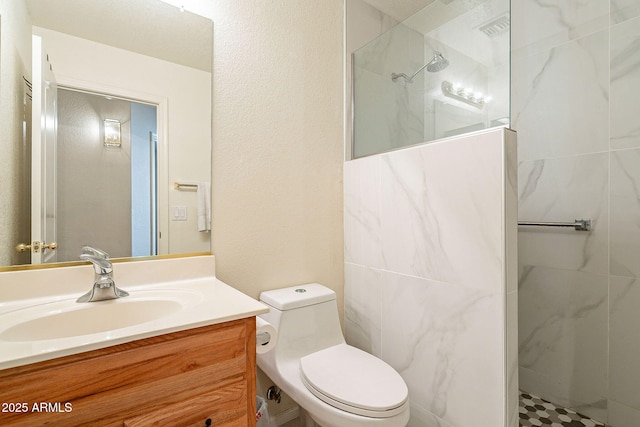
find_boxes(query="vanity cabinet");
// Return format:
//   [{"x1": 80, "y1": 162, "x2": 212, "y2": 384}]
[{"x1": 0, "y1": 317, "x2": 257, "y2": 426}]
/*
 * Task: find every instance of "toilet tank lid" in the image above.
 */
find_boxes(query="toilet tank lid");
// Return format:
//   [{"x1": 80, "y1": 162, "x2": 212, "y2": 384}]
[{"x1": 259, "y1": 283, "x2": 335, "y2": 310}]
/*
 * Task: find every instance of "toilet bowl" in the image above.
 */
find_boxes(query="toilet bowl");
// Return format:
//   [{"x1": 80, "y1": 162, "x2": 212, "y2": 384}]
[{"x1": 257, "y1": 283, "x2": 409, "y2": 427}]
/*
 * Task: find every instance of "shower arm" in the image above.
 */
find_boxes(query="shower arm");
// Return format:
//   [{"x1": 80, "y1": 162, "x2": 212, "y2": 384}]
[{"x1": 391, "y1": 62, "x2": 431, "y2": 83}]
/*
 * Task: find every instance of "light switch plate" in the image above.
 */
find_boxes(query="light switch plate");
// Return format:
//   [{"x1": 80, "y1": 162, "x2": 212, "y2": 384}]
[{"x1": 171, "y1": 206, "x2": 187, "y2": 221}]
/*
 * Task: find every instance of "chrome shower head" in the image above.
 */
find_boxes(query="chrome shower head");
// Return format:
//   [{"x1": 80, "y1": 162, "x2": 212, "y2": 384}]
[
  {"x1": 391, "y1": 51, "x2": 449, "y2": 83},
  {"x1": 426, "y1": 51, "x2": 449, "y2": 72}
]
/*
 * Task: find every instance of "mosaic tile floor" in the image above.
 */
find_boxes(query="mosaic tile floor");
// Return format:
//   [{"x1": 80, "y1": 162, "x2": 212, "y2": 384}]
[{"x1": 519, "y1": 391, "x2": 607, "y2": 427}]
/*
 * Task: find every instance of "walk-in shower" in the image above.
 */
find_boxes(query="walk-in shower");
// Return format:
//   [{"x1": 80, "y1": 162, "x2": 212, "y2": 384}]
[
  {"x1": 351, "y1": 0, "x2": 511, "y2": 158},
  {"x1": 349, "y1": 0, "x2": 633, "y2": 425},
  {"x1": 514, "y1": 1, "x2": 640, "y2": 425},
  {"x1": 346, "y1": 2, "x2": 514, "y2": 426}
]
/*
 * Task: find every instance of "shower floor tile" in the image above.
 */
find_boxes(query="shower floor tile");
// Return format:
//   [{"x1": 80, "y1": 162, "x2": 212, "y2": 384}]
[{"x1": 519, "y1": 391, "x2": 607, "y2": 427}]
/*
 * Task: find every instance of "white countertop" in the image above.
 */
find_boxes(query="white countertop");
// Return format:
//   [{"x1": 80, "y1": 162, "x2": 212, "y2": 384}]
[{"x1": 0, "y1": 255, "x2": 268, "y2": 370}]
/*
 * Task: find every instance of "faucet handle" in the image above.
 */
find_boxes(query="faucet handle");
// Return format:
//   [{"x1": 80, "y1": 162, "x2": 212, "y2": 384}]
[
  {"x1": 81, "y1": 245, "x2": 110, "y2": 259},
  {"x1": 80, "y1": 253, "x2": 113, "y2": 275},
  {"x1": 76, "y1": 248, "x2": 128, "y2": 303}
]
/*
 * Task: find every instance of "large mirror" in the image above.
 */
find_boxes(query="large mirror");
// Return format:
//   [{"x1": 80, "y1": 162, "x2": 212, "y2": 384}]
[{"x1": 0, "y1": 0, "x2": 213, "y2": 269}]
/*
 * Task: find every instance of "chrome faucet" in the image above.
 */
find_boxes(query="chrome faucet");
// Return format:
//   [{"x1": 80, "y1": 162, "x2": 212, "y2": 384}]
[
  {"x1": 81, "y1": 245, "x2": 110, "y2": 259},
  {"x1": 76, "y1": 246, "x2": 129, "y2": 303}
]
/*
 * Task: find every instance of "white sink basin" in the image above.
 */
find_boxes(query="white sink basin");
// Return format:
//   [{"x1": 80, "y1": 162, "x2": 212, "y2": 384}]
[
  {"x1": 0, "y1": 291, "x2": 197, "y2": 342},
  {"x1": 0, "y1": 255, "x2": 269, "y2": 370}
]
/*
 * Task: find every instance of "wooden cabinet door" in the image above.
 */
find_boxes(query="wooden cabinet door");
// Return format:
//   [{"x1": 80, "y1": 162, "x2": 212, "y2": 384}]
[{"x1": 0, "y1": 318, "x2": 256, "y2": 427}]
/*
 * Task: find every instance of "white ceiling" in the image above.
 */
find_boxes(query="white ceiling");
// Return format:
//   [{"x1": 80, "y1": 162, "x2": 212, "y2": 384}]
[{"x1": 24, "y1": 0, "x2": 212, "y2": 72}]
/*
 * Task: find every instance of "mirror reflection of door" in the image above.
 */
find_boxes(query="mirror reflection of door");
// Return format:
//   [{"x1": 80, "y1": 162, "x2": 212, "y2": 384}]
[
  {"x1": 29, "y1": 34, "x2": 58, "y2": 265},
  {"x1": 15, "y1": 77, "x2": 33, "y2": 266},
  {"x1": 54, "y1": 88, "x2": 158, "y2": 262}
]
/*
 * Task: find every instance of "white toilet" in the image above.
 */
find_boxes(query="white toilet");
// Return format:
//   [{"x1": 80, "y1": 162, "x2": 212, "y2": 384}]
[{"x1": 257, "y1": 283, "x2": 410, "y2": 427}]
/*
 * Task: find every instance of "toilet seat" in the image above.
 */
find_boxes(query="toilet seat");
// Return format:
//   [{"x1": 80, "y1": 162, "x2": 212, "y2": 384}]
[{"x1": 299, "y1": 344, "x2": 408, "y2": 418}]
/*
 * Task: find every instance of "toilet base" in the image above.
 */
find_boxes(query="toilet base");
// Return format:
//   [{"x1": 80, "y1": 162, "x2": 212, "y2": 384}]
[{"x1": 299, "y1": 407, "x2": 319, "y2": 427}]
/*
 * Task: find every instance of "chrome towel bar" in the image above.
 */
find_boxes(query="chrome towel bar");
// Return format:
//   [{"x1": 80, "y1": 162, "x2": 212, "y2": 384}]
[
  {"x1": 518, "y1": 219, "x2": 591, "y2": 232},
  {"x1": 173, "y1": 182, "x2": 198, "y2": 191}
]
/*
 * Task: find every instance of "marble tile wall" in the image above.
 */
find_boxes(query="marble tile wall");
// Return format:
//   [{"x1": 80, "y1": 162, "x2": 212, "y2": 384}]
[
  {"x1": 344, "y1": 127, "x2": 518, "y2": 427},
  {"x1": 512, "y1": 1, "x2": 640, "y2": 425}
]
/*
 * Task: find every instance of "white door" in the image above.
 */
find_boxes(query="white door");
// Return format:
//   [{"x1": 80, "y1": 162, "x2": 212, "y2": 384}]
[
  {"x1": 30, "y1": 35, "x2": 58, "y2": 264},
  {"x1": 150, "y1": 131, "x2": 158, "y2": 255}
]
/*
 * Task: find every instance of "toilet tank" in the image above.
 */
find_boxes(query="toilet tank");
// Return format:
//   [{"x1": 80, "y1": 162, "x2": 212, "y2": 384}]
[{"x1": 259, "y1": 284, "x2": 345, "y2": 358}]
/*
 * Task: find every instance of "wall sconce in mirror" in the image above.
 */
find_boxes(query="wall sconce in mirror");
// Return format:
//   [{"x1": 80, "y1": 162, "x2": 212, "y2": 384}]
[{"x1": 104, "y1": 119, "x2": 122, "y2": 147}]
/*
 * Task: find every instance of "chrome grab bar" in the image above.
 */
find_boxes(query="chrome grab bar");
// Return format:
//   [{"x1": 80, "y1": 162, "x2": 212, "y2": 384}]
[{"x1": 518, "y1": 219, "x2": 591, "y2": 232}]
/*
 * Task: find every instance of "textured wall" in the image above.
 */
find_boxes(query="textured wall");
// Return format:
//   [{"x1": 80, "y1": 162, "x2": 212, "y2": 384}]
[
  {"x1": 206, "y1": 1, "x2": 345, "y2": 308},
  {"x1": 0, "y1": 0, "x2": 32, "y2": 266},
  {"x1": 344, "y1": 128, "x2": 518, "y2": 427},
  {"x1": 513, "y1": 1, "x2": 640, "y2": 425}
]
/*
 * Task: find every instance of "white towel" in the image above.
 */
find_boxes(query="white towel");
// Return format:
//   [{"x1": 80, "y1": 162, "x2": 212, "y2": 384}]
[{"x1": 197, "y1": 182, "x2": 211, "y2": 232}]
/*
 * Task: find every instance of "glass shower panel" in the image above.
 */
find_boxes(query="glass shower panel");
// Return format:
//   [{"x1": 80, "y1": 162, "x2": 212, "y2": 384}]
[{"x1": 352, "y1": 0, "x2": 511, "y2": 159}]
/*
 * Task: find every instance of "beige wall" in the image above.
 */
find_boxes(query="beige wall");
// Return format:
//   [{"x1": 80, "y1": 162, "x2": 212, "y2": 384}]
[{"x1": 205, "y1": 1, "x2": 345, "y2": 312}]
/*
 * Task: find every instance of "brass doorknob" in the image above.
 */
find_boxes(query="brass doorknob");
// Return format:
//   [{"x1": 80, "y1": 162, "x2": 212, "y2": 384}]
[
  {"x1": 15, "y1": 243, "x2": 31, "y2": 252},
  {"x1": 43, "y1": 242, "x2": 58, "y2": 250}
]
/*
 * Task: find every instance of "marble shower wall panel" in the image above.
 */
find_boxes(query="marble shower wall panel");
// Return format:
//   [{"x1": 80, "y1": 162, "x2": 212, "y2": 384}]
[
  {"x1": 353, "y1": 23, "x2": 425, "y2": 157},
  {"x1": 518, "y1": 154, "x2": 609, "y2": 275},
  {"x1": 610, "y1": 148, "x2": 640, "y2": 277},
  {"x1": 609, "y1": 275, "x2": 640, "y2": 425},
  {"x1": 517, "y1": 153, "x2": 609, "y2": 420},
  {"x1": 344, "y1": 262, "x2": 383, "y2": 356},
  {"x1": 505, "y1": 133, "x2": 519, "y2": 427},
  {"x1": 611, "y1": 0, "x2": 640, "y2": 24},
  {"x1": 380, "y1": 272, "x2": 504, "y2": 427},
  {"x1": 511, "y1": 0, "x2": 609, "y2": 59},
  {"x1": 357, "y1": 21, "x2": 422, "y2": 77},
  {"x1": 506, "y1": 291, "x2": 519, "y2": 427},
  {"x1": 512, "y1": 1, "x2": 640, "y2": 425},
  {"x1": 355, "y1": 68, "x2": 424, "y2": 155},
  {"x1": 379, "y1": 131, "x2": 503, "y2": 291},
  {"x1": 518, "y1": 266, "x2": 608, "y2": 421},
  {"x1": 344, "y1": 153, "x2": 381, "y2": 268},
  {"x1": 610, "y1": 16, "x2": 640, "y2": 150},
  {"x1": 511, "y1": 29, "x2": 609, "y2": 162},
  {"x1": 344, "y1": 127, "x2": 517, "y2": 427}
]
